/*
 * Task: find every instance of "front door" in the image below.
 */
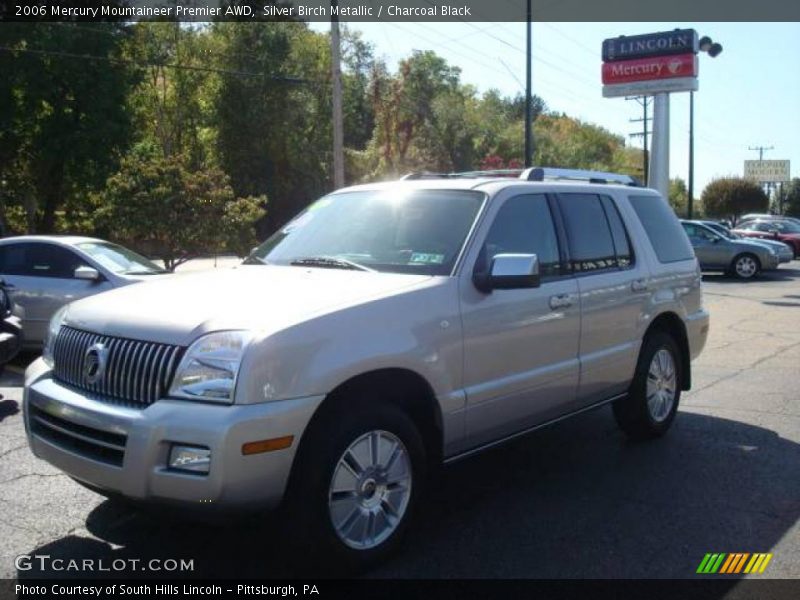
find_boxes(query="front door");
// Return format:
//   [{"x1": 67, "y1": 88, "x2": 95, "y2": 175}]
[{"x1": 460, "y1": 192, "x2": 581, "y2": 448}]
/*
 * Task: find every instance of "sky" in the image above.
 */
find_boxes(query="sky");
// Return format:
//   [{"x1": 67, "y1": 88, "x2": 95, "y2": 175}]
[{"x1": 310, "y1": 21, "x2": 800, "y2": 194}]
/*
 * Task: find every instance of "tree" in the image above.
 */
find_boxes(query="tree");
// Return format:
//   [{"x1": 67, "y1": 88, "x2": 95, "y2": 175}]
[
  {"x1": 0, "y1": 22, "x2": 136, "y2": 233},
  {"x1": 97, "y1": 152, "x2": 265, "y2": 270},
  {"x1": 701, "y1": 177, "x2": 769, "y2": 225},
  {"x1": 784, "y1": 178, "x2": 800, "y2": 217},
  {"x1": 668, "y1": 177, "x2": 688, "y2": 216}
]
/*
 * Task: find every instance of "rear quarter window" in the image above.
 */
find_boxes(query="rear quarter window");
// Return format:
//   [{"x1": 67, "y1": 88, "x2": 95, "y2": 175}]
[{"x1": 628, "y1": 195, "x2": 695, "y2": 263}]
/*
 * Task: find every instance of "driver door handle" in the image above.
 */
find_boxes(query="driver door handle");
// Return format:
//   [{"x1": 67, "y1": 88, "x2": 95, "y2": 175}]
[
  {"x1": 631, "y1": 279, "x2": 648, "y2": 292},
  {"x1": 549, "y1": 294, "x2": 574, "y2": 310}
]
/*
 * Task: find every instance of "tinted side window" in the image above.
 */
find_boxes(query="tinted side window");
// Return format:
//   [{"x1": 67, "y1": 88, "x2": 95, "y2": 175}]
[
  {"x1": 0, "y1": 243, "x2": 87, "y2": 278},
  {"x1": 558, "y1": 194, "x2": 617, "y2": 272},
  {"x1": 600, "y1": 196, "x2": 633, "y2": 268},
  {"x1": 483, "y1": 194, "x2": 563, "y2": 277},
  {"x1": 628, "y1": 195, "x2": 695, "y2": 263}
]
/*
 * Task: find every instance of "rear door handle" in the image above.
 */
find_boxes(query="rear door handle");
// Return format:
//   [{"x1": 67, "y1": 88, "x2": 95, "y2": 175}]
[
  {"x1": 631, "y1": 279, "x2": 648, "y2": 292},
  {"x1": 549, "y1": 294, "x2": 573, "y2": 310}
]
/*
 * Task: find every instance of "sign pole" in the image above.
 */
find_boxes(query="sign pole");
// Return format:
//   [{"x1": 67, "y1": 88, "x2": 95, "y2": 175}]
[
  {"x1": 688, "y1": 90, "x2": 694, "y2": 219},
  {"x1": 649, "y1": 92, "x2": 670, "y2": 199}
]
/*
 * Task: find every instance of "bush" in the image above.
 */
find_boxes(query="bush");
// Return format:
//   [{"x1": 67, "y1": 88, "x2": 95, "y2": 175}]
[{"x1": 701, "y1": 177, "x2": 769, "y2": 224}]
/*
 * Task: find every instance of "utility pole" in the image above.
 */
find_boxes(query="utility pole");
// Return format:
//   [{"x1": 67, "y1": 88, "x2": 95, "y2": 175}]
[
  {"x1": 748, "y1": 145, "x2": 774, "y2": 161},
  {"x1": 627, "y1": 96, "x2": 651, "y2": 185},
  {"x1": 330, "y1": 0, "x2": 344, "y2": 189},
  {"x1": 688, "y1": 91, "x2": 694, "y2": 218},
  {"x1": 524, "y1": 0, "x2": 533, "y2": 167}
]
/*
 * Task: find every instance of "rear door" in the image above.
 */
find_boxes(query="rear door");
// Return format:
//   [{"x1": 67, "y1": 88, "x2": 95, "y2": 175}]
[
  {"x1": 555, "y1": 193, "x2": 650, "y2": 405},
  {"x1": 460, "y1": 191, "x2": 581, "y2": 447}
]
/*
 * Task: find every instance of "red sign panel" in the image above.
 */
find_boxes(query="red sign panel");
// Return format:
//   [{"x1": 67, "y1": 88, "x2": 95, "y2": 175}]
[{"x1": 602, "y1": 53, "x2": 697, "y2": 85}]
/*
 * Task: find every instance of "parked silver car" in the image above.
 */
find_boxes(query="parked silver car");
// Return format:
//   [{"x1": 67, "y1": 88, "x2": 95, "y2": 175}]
[
  {"x1": 680, "y1": 221, "x2": 780, "y2": 279},
  {"x1": 24, "y1": 169, "x2": 709, "y2": 568},
  {"x1": 0, "y1": 236, "x2": 166, "y2": 347},
  {"x1": 699, "y1": 220, "x2": 793, "y2": 264}
]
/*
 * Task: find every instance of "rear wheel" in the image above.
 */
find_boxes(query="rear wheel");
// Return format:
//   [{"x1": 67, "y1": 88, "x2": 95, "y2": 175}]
[
  {"x1": 614, "y1": 331, "x2": 682, "y2": 441},
  {"x1": 285, "y1": 398, "x2": 425, "y2": 572},
  {"x1": 730, "y1": 253, "x2": 760, "y2": 279}
]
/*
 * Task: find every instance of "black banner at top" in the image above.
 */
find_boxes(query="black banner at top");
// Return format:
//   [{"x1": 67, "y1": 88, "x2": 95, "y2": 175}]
[{"x1": 2, "y1": 0, "x2": 800, "y2": 22}]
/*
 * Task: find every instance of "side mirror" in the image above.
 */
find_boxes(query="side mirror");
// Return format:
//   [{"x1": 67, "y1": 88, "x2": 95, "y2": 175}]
[
  {"x1": 74, "y1": 266, "x2": 101, "y2": 281},
  {"x1": 473, "y1": 253, "x2": 540, "y2": 293},
  {"x1": 251, "y1": 246, "x2": 259, "y2": 256}
]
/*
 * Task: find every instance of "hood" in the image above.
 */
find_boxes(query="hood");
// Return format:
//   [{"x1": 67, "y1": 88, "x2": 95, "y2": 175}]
[{"x1": 64, "y1": 265, "x2": 433, "y2": 346}]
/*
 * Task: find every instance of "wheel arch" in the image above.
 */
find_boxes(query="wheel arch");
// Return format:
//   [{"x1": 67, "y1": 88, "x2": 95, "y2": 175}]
[
  {"x1": 644, "y1": 312, "x2": 691, "y2": 391},
  {"x1": 293, "y1": 367, "x2": 444, "y2": 472}
]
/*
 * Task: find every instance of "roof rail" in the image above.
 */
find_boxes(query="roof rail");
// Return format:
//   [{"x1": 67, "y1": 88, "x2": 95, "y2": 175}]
[
  {"x1": 399, "y1": 167, "x2": 642, "y2": 186},
  {"x1": 520, "y1": 167, "x2": 641, "y2": 187}
]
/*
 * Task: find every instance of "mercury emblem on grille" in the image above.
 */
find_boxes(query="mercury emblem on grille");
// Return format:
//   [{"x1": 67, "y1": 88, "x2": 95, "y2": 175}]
[{"x1": 83, "y1": 342, "x2": 109, "y2": 385}]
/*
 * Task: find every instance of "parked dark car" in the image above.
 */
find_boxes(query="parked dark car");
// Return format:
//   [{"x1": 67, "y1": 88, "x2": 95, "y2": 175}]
[
  {"x1": 733, "y1": 220, "x2": 800, "y2": 259},
  {"x1": 0, "y1": 279, "x2": 23, "y2": 373}
]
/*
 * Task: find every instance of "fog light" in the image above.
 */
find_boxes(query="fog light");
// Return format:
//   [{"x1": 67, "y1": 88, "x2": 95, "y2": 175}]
[{"x1": 169, "y1": 445, "x2": 211, "y2": 474}]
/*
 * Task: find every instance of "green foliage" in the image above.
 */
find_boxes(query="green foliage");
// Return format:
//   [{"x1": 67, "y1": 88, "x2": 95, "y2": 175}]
[
  {"x1": 701, "y1": 177, "x2": 769, "y2": 224},
  {"x1": 668, "y1": 178, "x2": 688, "y2": 216},
  {"x1": 97, "y1": 153, "x2": 265, "y2": 270},
  {"x1": 783, "y1": 178, "x2": 800, "y2": 217},
  {"x1": 1, "y1": 22, "x2": 648, "y2": 255},
  {"x1": 0, "y1": 22, "x2": 136, "y2": 233}
]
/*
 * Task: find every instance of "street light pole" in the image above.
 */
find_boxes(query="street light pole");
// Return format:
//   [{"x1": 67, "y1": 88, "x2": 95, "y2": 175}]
[{"x1": 524, "y1": 0, "x2": 532, "y2": 167}]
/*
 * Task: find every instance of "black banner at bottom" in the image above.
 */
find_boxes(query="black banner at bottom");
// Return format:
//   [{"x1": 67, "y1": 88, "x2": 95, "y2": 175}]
[{"x1": 3, "y1": 579, "x2": 800, "y2": 600}]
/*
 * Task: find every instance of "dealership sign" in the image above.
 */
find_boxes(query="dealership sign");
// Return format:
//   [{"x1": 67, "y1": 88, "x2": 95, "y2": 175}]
[
  {"x1": 744, "y1": 160, "x2": 791, "y2": 183},
  {"x1": 601, "y1": 29, "x2": 699, "y2": 97},
  {"x1": 602, "y1": 29, "x2": 699, "y2": 62},
  {"x1": 602, "y1": 53, "x2": 697, "y2": 85}
]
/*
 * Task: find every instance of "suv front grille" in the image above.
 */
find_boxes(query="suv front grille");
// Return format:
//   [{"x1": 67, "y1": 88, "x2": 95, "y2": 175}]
[
  {"x1": 53, "y1": 326, "x2": 183, "y2": 408},
  {"x1": 29, "y1": 405, "x2": 126, "y2": 467}
]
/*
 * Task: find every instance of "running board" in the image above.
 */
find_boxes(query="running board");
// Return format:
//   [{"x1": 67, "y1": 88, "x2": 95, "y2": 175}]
[{"x1": 443, "y1": 392, "x2": 628, "y2": 465}]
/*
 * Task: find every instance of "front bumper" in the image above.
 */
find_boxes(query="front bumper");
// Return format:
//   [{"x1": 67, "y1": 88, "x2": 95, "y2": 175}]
[{"x1": 23, "y1": 358, "x2": 323, "y2": 511}]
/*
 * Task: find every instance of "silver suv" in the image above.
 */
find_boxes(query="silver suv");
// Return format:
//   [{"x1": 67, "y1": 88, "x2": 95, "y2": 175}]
[{"x1": 24, "y1": 168, "x2": 709, "y2": 568}]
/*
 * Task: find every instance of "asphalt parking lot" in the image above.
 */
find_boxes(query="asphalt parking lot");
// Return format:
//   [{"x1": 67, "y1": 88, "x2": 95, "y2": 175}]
[{"x1": 1, "y1": 264, "x2": 799, "y2": 580}]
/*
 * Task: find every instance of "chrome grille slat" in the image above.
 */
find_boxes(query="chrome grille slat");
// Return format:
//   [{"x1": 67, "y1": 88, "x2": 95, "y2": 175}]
[{"x1": 52, "y1": 326, "x2": 182, "y2": 409}]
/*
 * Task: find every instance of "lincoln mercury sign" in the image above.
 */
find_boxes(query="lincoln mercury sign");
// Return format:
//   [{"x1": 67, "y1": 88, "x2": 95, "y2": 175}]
[
  {"x1": 744, "y1": 160, "x2": 791, "y2": 183},
  {"x1": 602, "y1": 29, "x2": 699, "y2": 62},
  {"x1": 601, "y1": 29, "x2": 699, "y2": 97}
]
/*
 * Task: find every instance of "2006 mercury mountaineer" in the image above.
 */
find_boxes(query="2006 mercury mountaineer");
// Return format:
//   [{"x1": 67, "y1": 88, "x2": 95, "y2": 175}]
[{"x1": 24, "y1": 168, "x2": 709, "y2": 568}]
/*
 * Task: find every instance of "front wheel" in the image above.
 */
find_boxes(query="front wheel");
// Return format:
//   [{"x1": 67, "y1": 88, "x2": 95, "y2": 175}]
[
  {"x1": 730, "y1": 253, "x2": 760, "y2": 279},
  {"x1": 284, "y1": 400, "x2": 425, "y2": 572},
  {"x1": 614, "y1": 332, "x2": 682, "y2": 441}
]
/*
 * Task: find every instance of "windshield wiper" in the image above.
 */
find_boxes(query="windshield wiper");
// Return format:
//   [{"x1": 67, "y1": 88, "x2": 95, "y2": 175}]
[
  {"x1": 289, "y1": 256, "x2": 373, "y2": 272},
  {"x1": 124, "y1": 269, "x2": 166, "y2": 275}
]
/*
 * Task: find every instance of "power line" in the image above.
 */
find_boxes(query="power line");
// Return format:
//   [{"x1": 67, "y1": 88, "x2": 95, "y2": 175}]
[{"x1": 0, "y1": 45, "x2": 308, "y2": 83}]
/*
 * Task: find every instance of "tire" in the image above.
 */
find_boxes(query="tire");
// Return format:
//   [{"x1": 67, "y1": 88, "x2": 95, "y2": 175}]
[
  {"x1": 613, "y1": 331, "x2": 682, "y2": 441},
  {"x1": 284, "y1": 398, "x2": 425, "y2": 572},
  {"x1": 730, "y1": 253, "x2": 760, "y2": 279}
]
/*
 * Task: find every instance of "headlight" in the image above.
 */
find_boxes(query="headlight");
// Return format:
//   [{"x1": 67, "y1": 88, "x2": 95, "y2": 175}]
[
  {"x1": 42, "y1": 305, "x2": 69, "y2": 367},
  {"x1": 168, "y1": 331, "x2": 252, "y2": 403}
]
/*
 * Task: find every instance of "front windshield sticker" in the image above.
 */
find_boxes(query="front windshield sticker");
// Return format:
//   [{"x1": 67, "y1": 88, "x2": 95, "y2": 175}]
[
  {"x1": 307, "y1": 197, "x2": 332, "y2": 212},
  {"x1": 409, "y1": 253, "x2": 446, "y2": 265}
]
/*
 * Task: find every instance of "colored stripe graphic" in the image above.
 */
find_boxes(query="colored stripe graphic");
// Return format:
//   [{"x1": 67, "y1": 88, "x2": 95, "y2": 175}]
[{"x1": 699, "y1": 553, "x2": 773, "y2": 575}]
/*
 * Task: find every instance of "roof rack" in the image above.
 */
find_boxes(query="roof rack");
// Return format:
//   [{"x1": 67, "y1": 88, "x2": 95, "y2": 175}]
[
  {"x1": 399, "y1": 167, "x2": 641, "y2": 186},
  {"x1": 521, "y1": 167, "x2": 641, "y2": 186}
]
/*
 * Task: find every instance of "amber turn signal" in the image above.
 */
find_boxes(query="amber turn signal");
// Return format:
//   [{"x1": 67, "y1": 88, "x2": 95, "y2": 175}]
[{"x1": 241, "y1": 435, "x2": 294, "y2": 455}]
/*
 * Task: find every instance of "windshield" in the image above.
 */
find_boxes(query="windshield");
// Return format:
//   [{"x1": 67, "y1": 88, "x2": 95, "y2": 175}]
[
  {"x1": 772, "y1": 221, "x2": 800, "y2": 233},
  {"x1": 76, "y1": 242, "x2": 165, "y2": 274},
  {"x1": 245, "y1": 190, "x2": 486, "y2": 275}
]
